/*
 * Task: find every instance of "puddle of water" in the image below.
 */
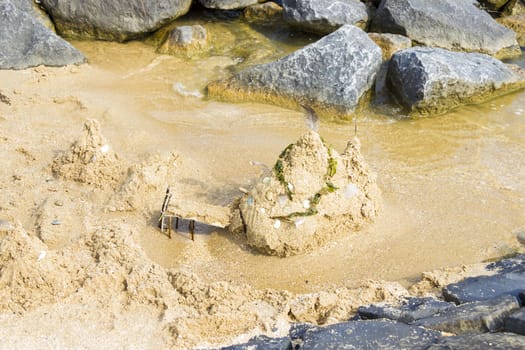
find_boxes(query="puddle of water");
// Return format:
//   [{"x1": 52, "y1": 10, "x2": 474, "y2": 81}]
[{"x1": 67, "y1": 34, "x2": 525, "y2": 292}]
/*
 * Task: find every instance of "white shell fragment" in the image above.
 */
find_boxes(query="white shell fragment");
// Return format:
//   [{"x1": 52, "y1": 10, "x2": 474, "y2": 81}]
[
  {"x1": 278, "y1": 195, "x2": 288, "y2": 206},
  {"x1": 259, "y1": 208, "x2": 266, "y2": 214},
  {"x1": 294, "y1": 218, "x2": 305, "y2": 228},
  {"x1": 302, "y1": 200, "x2": 310, "y2": 209},
  {"x1": 344, "y1": 183, "x2": 359, "y2": 199},
  {"x1": 37, "y1": 251, "x2": 46, "y2": 262},
  {"x1": 100, "y1": 144, "x2": 110, "y2": 153},
  {"x1": 287, "y1": 182, "x2": 294, "y2": 191},
  {"x1": 273, "y1": 219, "x2": 281, "y2": 229}
]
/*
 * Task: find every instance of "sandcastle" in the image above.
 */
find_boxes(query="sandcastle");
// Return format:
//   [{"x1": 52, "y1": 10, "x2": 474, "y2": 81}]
[
  {"x1": 231, "y1": 130, "x2": 381, "y2": 257},
  {"x1": 51, "y1": 119, "x2": 124, "y2": 188}
]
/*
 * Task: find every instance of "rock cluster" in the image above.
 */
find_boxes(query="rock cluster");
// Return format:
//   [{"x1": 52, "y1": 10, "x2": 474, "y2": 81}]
[
  {"x1": 218, "y1": 254, "x2": 525, "y2": 349},
  {"x1": 3, "y1": 0, "x2": 524, "y2": 117},
  {"x1": 232, "y1": 130, "x2": 381, "y2": 256},
  {"x1": 205, "y1": 0, "x2": 525, "y2": 117}
]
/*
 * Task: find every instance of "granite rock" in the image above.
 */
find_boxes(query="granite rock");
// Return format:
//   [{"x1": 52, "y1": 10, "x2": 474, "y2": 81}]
[
  {"x1": 358, "y1": 297, "x2": 455, "y2": 323},
  {"x1": 199, "y1": 0, "x2": 259, "y2": 10},
  {"x1": 427, "y1": 332, "x2": 525, "y2": 350},
  {"x1": 207, "y1": 25, "x2": 382, "y2": 119},
  {"x1": 371, "y1": 0, "x2": 521, "y2": 59},
  {"x1": 505, "y1": 308, "x2": 525, "y2": 335},
  {"x1": 0, "y1": 0, "x2": 85, "y2": 69},
  {"x1": 218, "y1": 335, "x2": 292, "y2": 350},
  {"x1": 387, "y1": 47, "x2": 525, "y2": 115},
  {"x1": 40, "y1": 0, "x2": 192, "y2": 41},
  {"x1": 299, "y1": 319, "x2": 441, "y2": 350},
  {"x1": 282, "y1": 0, "x2": 369, "y2": 34},
  {"x1": 415, "y1": 295, "x2": 520, "y2": 334}
]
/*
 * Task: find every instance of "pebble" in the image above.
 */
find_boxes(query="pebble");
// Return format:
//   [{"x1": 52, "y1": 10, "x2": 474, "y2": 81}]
[
  {"x1": 516, "y1": 231, "x2": 525, "y2": 246},
  {"x1": 54, "y1": 200, "x2": 64, "y2": 207},
  {"x1": 273, "y1": 219, "x2": 281, "y2": 229},
  {"x1": 295, "y1": 218, "x2": 305, "y2": 228},
  {"x1": 0, "y1": 219, "x2": 14, "y2": 232},
  {"x1": 51, "y1": 219, "x2": 61, "y2": 225}
]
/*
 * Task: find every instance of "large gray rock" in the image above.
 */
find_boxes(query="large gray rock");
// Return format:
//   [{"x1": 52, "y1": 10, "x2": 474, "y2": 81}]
[
  {"x1": 505, "y1": 308, "x2": 525, "y2": 335},
  {"x1": 207, "y1": 25, "x2": 382, "y2": 119},
  {"x1": 282, "y1": 0, "x2": 369, "y2": 34},
  {"x1": 218, "y1": 335, "x2": 292, "y2": 350},
  {"x1": 0, "y1": 0, "x2": 85, "y2": 70},
  {"x1": 299, "y1": 319, "x2": 441, "y2": 350},
  {"x1": 415, "y1": 295, "x2": 520, "y2": 334},
  {"x1": 358, "y1": 297, "x2": 455, "y2": 323},
  {"x1": 199, "y1": 0, "x2": 259, "y2": 10},
  {"x1": 371, "y1": 0, "x2": 521, "y2": 59},
  {"x1": 427, "y1": 332, "x2": 525, "y2": 350},
  {"x1": 40, "y1": 0, "x2": 192, "y2": 42},
  {"x1": 387, "y1": 47, "x2": 525, "y2": 115},
  {"x1": 443, "y1": 272, "x2": 525, "y2": 304}
]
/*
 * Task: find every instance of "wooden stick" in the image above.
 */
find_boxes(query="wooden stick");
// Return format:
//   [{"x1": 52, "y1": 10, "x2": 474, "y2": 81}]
[{"x1": 189, "y1": 220, "x2": 195, "y2": 241}]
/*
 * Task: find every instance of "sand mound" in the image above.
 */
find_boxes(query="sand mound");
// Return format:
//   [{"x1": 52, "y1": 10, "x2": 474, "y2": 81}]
[
  {"x1": 0, "y1": 223, "x2": 179, "y2": 314},
  {"x1": 108, "y1": 152, "x2": 180, "y2": 212},
  {"x1": 52, "y1": 119, "x2": 124, "y2": 188},
  {"x1": 0, "y1": 226, "x2": 87, "y2": 313},
  {"x1": 233, "y1": 131, "x2": 381, "y2": 256}
]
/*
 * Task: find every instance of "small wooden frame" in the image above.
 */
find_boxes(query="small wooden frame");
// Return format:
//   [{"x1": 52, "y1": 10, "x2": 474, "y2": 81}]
[{"x1": 158, "y1": 187, "x2": 231, "y2": 240}]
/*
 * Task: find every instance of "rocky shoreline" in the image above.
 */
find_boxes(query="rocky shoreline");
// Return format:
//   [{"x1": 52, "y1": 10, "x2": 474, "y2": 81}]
[
  {"x1": 3, "y1": 0, "x2": 525, "y2": 117},
  {"x1": 218, "y1": 254, "x2": 525, "y2": 349}
]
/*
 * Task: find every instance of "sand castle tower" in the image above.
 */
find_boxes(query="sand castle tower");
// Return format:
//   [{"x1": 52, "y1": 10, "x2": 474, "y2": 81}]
[{"x1": 232, "y1": 126, "x2": 381, "y2": 256}]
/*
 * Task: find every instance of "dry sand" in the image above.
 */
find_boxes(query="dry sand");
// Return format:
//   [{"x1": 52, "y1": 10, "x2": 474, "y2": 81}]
[{"x1": 1, "y1": 40, "x2": 525, "y2": 349}]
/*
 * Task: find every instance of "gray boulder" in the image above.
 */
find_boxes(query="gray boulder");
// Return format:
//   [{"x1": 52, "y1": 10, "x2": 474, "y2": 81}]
[
  {"x1": 371, "y1": 0, "x2": 521, "y2": 59},
  {"x1": 283, "y1": 0, "x2": 369, "y2": 34},
  {"x1": 40, "y1": 0, "x2": 192, "y2": 42},
  {"x1": 0, "y1": 0, "x2": 85, "y2": 70},
  {"x1": 199, "y1": 0, "x2": 259, "y2": 10},
  {"x1": 443, "y1": 272, "x2": 525, "y2": 304},
  {"x1": 358, "y1": 297, "x2": 455, "y2": 323},
  {"x1": 218, "y1": 335, "x2": 292, "y2": 350},
  {"x1": 505, "y1": 308, "x2": 525, "y2": 335},
  {"x1": 299, "y1": 319, "x2": 441, "y2": 350},
  {"x1": 415, "y1": 295, "x2": 520, "y2": 334},
  {"x1": 427, "y1": 333, "x2": 525, "y2": 350},
  {"x1": 207, "y1": 25, "x2": 382, "y2": 119},
  {"x1": 387, "y1": 47, "x2": 525, "y2": 115}
]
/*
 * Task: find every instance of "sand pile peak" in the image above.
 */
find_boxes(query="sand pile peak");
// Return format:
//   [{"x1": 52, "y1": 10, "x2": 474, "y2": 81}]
[
  {"x1": 108, "y1": 151, "x2": 180, "y2": 212},
  {"x1": 52, "y1": 119, "x2": 124, "y2": 187},
  {"x1": 233, "y1": 131, "x2": 381, "y2": 256}
]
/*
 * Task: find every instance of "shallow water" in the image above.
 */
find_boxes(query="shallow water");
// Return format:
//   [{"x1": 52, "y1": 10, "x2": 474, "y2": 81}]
[{"x1": 69, "y1": 22, "x2": 525, "y2": 293}]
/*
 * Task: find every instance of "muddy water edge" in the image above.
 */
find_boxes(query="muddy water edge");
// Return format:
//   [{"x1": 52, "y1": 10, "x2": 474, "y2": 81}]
[{"x1": 7, "y1": 13, "x2": 525, "y2": 294}]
